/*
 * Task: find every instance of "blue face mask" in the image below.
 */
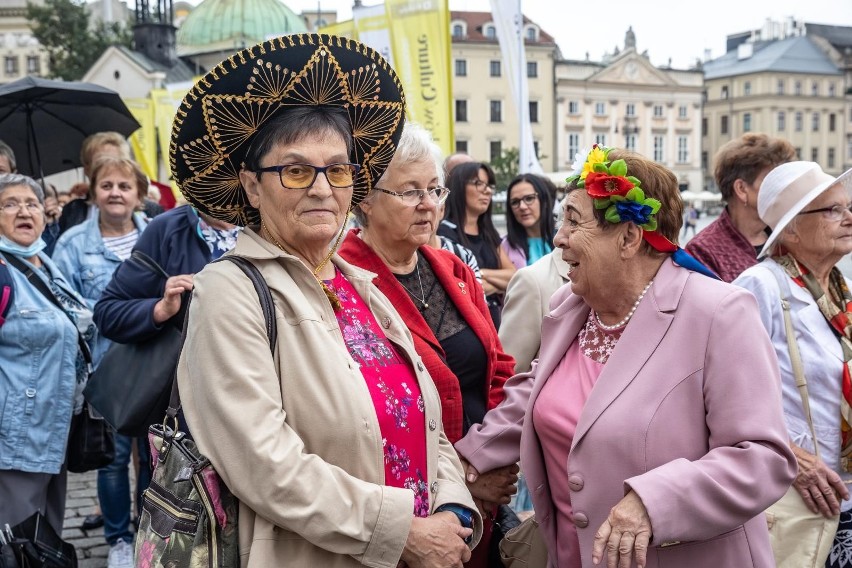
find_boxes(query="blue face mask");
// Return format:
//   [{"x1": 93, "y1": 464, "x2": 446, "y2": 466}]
[{"x1": 0, "y1": 236, "x2": 47, "y2": 258}]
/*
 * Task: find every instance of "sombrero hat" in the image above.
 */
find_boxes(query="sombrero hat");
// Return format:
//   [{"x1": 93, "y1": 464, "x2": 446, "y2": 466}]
[{"x1": 170, "y1": 33, "x2": 406, "y2": 226}]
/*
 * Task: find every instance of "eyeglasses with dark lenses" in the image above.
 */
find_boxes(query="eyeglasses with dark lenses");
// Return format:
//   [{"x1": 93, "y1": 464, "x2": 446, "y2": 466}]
[
  {"x1": 254, "y1": 163, "x2": 360, "y2": 189},
  {"x1": 374, "y1": 187, "x2": 450, "y2": 206},
  {"x1": 797, "y1": 203, "x2": 852, "y2": 221},
  {"x1": 509, "y1": 194, "x2": 539, "y2": 209},
  {"x1": 467, "y1": 179, "x2": 496, "y2": 192}
]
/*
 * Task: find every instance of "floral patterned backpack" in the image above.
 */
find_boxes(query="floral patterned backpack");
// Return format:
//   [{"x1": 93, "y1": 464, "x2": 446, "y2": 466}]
[{"x1": 135, "y1": 256, "x2": 277, "y2": 567}]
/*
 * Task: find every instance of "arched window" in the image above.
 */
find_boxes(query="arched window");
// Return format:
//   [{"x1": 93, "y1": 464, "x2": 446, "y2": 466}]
[
  {"x1": 525, "y1": 25, "x2": 538, "y2": 42},
  {"x1": 484, "y1": 24, "x2": 497, "y2": 39}
]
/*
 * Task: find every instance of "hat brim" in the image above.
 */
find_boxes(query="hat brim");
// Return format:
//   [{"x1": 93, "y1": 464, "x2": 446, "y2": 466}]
[
  {"x1": 759, "y1": 167, "x2": 852, "y2": 258},
  {"x1": 170, "y1": 34, "x2": 406, "y2": 226}
]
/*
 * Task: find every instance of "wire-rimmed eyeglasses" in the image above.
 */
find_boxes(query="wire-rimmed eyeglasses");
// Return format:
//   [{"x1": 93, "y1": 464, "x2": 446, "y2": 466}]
[{"x1": 374, "y1": 186, "x2": 451, "y2": 207}]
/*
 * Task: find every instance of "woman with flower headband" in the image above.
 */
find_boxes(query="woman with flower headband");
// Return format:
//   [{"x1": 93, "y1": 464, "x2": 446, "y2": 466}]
[
  {"x1": 170, "y1": 35, "x2": 481, "y2": 567},
  {"x1": 455, "y1": 146, "x2": 796, "y2": 567}
]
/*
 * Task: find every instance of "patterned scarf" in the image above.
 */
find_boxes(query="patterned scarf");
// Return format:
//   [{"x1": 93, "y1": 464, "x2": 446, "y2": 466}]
[{"x1": 774, "y1": 252, "x2": 852, "y2": 472}]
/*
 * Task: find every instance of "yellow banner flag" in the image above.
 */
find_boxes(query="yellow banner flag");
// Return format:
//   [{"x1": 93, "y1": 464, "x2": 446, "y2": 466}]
[
  {"x1": 385, "y1": 0, "x2": 453, "y2": 155},
  {"x1": 151, "y1": 88, "x2": 189, "y2": 202},
  {"x1": 318, "y1": 19, "x2": 357, "y2": 39},
  {"x1": 123, "y1": 98, "x2": 157, "y2": 180}
]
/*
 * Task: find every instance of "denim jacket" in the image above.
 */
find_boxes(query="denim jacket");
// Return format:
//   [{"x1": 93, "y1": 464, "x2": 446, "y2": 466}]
[
  {"x1": 53, "y1": 213, "x2": 147, "y2": 364},
  {"x1": 0, "y1": 252, "x2": 83, "y2": 474}
]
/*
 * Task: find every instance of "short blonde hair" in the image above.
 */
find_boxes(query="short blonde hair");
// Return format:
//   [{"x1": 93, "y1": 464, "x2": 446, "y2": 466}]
[{"x1": 80, "y1": 132, "x2": 131, "y2": 173}]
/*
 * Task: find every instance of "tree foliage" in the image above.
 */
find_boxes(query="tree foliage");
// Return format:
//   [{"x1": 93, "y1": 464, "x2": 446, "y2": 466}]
[
  {"x1": 489, "y1": 147, "x2": 519, "y2": 191},
  {"x1": 27, "y1": 0, "x2": 133, "y2": 81}
]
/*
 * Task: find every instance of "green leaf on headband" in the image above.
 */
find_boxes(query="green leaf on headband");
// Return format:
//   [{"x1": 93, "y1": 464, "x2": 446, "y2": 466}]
[
  {"x1": 627, "y1": 176, "x2": 642, "y2": 186},
  {"x1": 609, "y1": 159, "x2": 628, "y2": 177},
  {"x1": 593, "y1": 197, "x2": 611, "y2": 209},
  {"x1": 605, "y1": 206, "x2": 622, "y2": 223},
  {"x1": 593, "y1": 162, "x2": 609, "y2": 173},
  {"x1": 625, "y1": 187, "x2": 644, "y2": 202},
  {"x1": 646, "y1": 198, "x2": 662, "y2": 213},
  {"x1": 643, "y1": 218, "x2": 658, "y2": 231}
]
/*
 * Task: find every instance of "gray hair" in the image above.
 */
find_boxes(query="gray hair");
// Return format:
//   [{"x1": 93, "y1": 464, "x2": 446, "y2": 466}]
[
  {"x1": 0, "y1": 173, "x2": 44, "y2": 203},
  {"x1": 771, "y1": 217, "x2": 800, "y2": 256},
  {"x1": 353, "y1": 123, "x2": 444, "y2": 227},
  {"x1": 0, "y1": 140, "x2": 16, "y2": 172}
]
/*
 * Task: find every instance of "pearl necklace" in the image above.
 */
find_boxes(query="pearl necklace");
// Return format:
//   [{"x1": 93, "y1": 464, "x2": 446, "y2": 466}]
[
  {"x1": 594, "y1": 280, "x2": 654, "y2": 331},
  {"x1": 397, "y1": 257, "x2": 429, "y2": 311}
]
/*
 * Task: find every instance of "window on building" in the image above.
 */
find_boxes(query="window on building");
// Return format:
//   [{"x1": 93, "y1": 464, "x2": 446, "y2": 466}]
[
  {"x1": 743, "y1": 112, "x2": 752, "y2": 132},
  {"x1": 795, "y1": 112, "x2": 803, "y2": 132},
  {"x1": 568, "y1": 101, "x2": 579, "y2": 114},
  {"x1": 490, "y1": 140, "x2": 502, "y2": 161},
  {"x1": 830, "y1": 114, "x2": 836, "y2": 132},
  {"x1": 829, "y1": 148, "x2": 836, "y2": 169},
  {"x1": 525, "y1": 26, "x2": 538, "y2": 41},
  {"x1": 4, "y1": 56, "x2": 18, "y2": 76},
  {"x1": 829, "y1": 83, "x2": 836, "y2": 97},
  {"x1": 812, "y1": 112, "x2": 820, "y2": 132},
  {"x1": 568, "y1": 133, "x2": 580, "y2": 161},
  {"x1": 533, "y1": 140, "x2": 540, "y2": 158},
  {"x1": 626, "y1": 103, "x2": 636, "y2": 117},
  {"x1": 795, "y1": 147, "x2": 802, "y2": 160},
  {"x1": 777, "y1": 111, "x2": 786, "y2": 131},
  {"x1": 529, "y1": 101, "x2": 539, "y2": 123},
  {"x1": 595, "y1": 133, "x2": 607, "y2": 146},
  {"x1": 777, "y1": 79, "x2": 785, "y2": 95},
  {"x1": 527, "y1": 61, "x2": 537, "y2": 78},
  {"x1": 812, "y1": 147, "x2": 819, "y2": 162},
  {"x1": 678, "y1": 105, "x2": 687, "y2": 119},
  {"x1": 490, "y1": 60, "x2": 501, "y2": 77},
  {"x1": 702, "y1": 151, "x2": 708, "y2": 170},
  {"x1": 485, "y1": 25, "x2": 496, "y2": 39},
  {"x1": 721, "y1": 85, "x2": 729, "y2": 99},
  {"x1": 455, "y1": 139, "x2": 468, "y2": 153},
  {"x1": 452, "y1": 24, "x2": 464, "y2": 38},
  {"x1": 812, "y1": 82, "x2": 819, "y2": 96},
  {"x1": 595, "y1": 102, "x2": 606, "y2": 115},
  {"x1": 625, "y1": 134, "x2": 637, "y2": 151},
  {"x1": 653, "y1": 105, "x2": 664, "y2": 117},
  {"x1": 677, "y1": 136, "x2": 688, "y2": 163},
  {"x1": 653, "y1": 136, "x2": 665, "y2": 162},
  {"x1": 721, "y1": 115, "x2": 729, "y2": 135},
  {"x1": 454, "y1": 59, "x2": 467, "y2": 77},
  {"x1": 795, "y1": 81, "x2": 802, "y2": 96},
  {"x1": 26, "y1": 56, "x2": 39, "y2": 75},
  {"x1": 744, "y1": 82, "x2": 751, "y2": 96},
  {"x1": 702, "y1": 117, "x2": 707, "y2": 136},
  {"x1": 848, "y1": 139, "x2": 852, "y2": 161},
  {"x1": 455, "y1": 99, "x2": 468, "y2": 122},
  {"x1": 490, "y1": 100, "x2": 502, "y2": 122}
]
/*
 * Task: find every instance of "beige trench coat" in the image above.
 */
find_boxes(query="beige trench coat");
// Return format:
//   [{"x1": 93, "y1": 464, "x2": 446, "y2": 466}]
[{"x1": 177, "y1": 229, "x2": 481, "y2": 568}]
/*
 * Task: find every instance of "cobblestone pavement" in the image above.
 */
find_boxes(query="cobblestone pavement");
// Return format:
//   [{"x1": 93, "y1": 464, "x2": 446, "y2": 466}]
[{"x1": 63, "y1": 471, "x2": 109, "y2": 568}]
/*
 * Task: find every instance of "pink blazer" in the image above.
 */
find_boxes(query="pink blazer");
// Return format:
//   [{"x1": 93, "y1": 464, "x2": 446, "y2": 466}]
[{"x1": 456, "y1": 259, "x2": 796, "y2": 568}]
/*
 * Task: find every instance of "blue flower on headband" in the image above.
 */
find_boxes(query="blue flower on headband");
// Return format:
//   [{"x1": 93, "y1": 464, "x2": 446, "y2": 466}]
[{"x1": 614, "y1": 200, "x2": 654, "y2": 226}]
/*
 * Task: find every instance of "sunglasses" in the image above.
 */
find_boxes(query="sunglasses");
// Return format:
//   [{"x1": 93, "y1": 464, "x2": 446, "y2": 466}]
[{"x1": 254, "y1": 163, "x2": 361, "y2": 189}]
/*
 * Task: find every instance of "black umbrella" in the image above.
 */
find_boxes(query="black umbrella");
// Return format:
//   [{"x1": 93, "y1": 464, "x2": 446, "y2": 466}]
[{"x1": 0, "y1": 76, "x2": 141, "y2": 178}]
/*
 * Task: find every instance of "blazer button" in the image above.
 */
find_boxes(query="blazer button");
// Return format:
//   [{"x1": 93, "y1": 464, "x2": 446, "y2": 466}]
[
  {"x1": 381, "y1": 317, "x2": 391, "y2": 329},
  {"x1": 428, "y1": 419, "x2": 437, "y2": 431},
  {"x1": 573, "y1": 511, "x2": 589, "y2": 528},
  {"x1": 567, "y1": 474, "x2": 584, "y2": 492},
  {"x1": 430, "y1": 481, "x2": 438, "y2": 494}
]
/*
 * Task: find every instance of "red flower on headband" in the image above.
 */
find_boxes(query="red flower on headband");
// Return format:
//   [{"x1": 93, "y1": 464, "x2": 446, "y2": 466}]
[{"x1": 584, "y1": 172, "x2": 634, "y2": 198}]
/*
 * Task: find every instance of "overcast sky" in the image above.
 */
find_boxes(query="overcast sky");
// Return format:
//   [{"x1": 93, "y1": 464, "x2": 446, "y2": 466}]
[{"x1": 271, "y1": 0, "x2": 852, "y2": 68}]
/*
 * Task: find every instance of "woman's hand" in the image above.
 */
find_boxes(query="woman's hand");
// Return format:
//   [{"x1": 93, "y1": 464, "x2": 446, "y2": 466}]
[
  {"x1": 791, "y1": 443, "x2": 849, "y2": 518},
  {"x1": 152, "y1": 274, "x2": 194, "y2": 324},
  {"x1": 465, "y1": 462, "x2": 519, "y2": 504},
  {"x1": 400, "y1": 514, "x2": 472, "y2": 568},
  {"x1": 592, "y1": 491, "x2": 653, "y2": 568}
]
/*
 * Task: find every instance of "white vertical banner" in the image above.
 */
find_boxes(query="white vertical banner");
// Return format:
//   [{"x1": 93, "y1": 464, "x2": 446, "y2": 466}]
[
  {"x1": 490, "y1": 0, "x2": 543, "y2": 174},
  {"x1": 353, "y1": 3, "x2": 394, "y2": 66}
]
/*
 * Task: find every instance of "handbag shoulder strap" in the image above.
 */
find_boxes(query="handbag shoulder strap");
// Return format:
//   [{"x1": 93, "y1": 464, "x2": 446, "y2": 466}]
[
  {"x1": 165, "y1": 256, "x2": 277, "y2": 422},
  {"x1": 4, "y1": 253, "x2": 93, "y2": 368},
  {"x1": 130, "y1": 250, "x2": 171, "y2": 279},
  {"x1": 770, "y1": 265, "x2": 821, "y2": 461}
]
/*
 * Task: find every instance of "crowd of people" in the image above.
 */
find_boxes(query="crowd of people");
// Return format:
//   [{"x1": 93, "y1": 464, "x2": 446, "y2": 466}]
[{"x1": 2, "y1": 31, "x2": 852, "y2": 568}]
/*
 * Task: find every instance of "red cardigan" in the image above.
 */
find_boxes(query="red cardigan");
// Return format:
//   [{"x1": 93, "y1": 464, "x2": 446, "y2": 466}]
[{"x1": 339, "y1": 229, "x2": 514, "y2": 443}]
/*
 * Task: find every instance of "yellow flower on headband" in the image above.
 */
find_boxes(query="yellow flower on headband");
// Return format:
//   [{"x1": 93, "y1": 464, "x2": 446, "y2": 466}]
[{"x1": 581, "y1": 146, "x2": 608, "y2": 180}]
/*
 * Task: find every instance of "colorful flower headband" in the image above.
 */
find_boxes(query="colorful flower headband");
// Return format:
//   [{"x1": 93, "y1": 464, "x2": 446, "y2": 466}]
[{"x1": 566, "y1": 145, "x2": 720, "y2": 280}]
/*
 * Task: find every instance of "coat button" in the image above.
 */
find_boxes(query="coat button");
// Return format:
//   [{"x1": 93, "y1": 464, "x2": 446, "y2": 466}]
[
  {"x1": 25, "y1": 388, "x2": 36, "y2": 398},
  {"x1": 573, "y1": 511, "x2": 589, "y2": 528},
  {"x1": 428, "y1": 419, "x2": 437, "y2": 431},
  {"x1": 417, "y1": 362, "x2": 424, "y2": 371},
  {"x1": 430, "y1": 481, "x2": 438, "y2": 494},
  {"x1": 381, "y1": 317, "x2": 391, "y2": 329},
  {"x1": 567, "y1": 474, "x2": 584, "y2": 491}
]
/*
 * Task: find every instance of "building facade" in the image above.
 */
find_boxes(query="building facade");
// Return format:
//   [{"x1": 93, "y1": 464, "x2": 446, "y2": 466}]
[
  {"x1": 555, "y1": 29, "x2": 704, "y2": 191},
  {"x1": 0, "y1": 0, "x2": 48, "y2": 83},
  {"x1": 703, "y1": 33, "x2": 848, "y2": 190},
  {"x1": 449, "y1": 11, "x2": 559, "y2": 171}
]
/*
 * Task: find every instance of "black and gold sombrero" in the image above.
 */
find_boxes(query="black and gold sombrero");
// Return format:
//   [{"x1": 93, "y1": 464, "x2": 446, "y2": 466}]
[{"x1": 170, "y1": 33, "x2": 406, "y2": 226}]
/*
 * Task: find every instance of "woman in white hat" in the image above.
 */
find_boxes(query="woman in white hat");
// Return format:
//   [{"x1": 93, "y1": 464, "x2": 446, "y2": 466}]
[{"x1": 734, "y1": 161, "x2": 852, "y2": 567}]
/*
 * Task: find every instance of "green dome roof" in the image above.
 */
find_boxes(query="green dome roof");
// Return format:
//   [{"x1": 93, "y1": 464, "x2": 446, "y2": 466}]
[{"x1": 177, "y1": 0, "x2": 308, "y2": 56}]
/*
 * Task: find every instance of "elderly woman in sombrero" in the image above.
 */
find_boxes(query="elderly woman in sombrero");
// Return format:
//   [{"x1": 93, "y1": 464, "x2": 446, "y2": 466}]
[
  {"x1": 171, "y1": 35, "x2": 481, "y2": 567},
  {"x1": 455, "y1": 147, "x2": 796, "y2": 568}
]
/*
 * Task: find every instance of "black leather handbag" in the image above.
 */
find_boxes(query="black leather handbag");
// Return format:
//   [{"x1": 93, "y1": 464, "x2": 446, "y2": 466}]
[{"x1": 84, "y1": 251, "x2": 183, "y2": 437}]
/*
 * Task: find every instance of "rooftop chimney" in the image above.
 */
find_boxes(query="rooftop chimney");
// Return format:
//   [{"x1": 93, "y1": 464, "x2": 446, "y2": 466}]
[{"x1": 133, "y1": 0, "x2": 178, "y2": 68}]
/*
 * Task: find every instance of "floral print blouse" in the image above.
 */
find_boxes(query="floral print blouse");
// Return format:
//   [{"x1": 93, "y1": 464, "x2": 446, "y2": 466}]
[{"x1": 324, "y1": 269, "x2": 430, "y2": 517}]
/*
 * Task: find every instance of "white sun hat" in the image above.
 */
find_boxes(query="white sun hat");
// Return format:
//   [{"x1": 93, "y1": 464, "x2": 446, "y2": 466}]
[{"x1": 757, "y1": 161, "x2": 852, "y2": 258}]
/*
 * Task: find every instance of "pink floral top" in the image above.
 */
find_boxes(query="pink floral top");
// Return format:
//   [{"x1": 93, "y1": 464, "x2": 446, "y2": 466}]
[{"x1": 324, "y1": 269, "x2": 430, "y2": 517}]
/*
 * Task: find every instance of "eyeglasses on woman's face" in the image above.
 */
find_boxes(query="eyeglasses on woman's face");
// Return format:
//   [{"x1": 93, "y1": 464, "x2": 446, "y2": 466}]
[
  {"x1": 374, "y1": 186, "x2": 450, "y2": 207},
  {"x1": 509, "y1": 194, "x2": 539, "y2": 210},
  {"x1": 254, "y1": 162, "x2": 361, "y2": 189},
  {"x1": 0, "y1": 200, "x2": 43, "y2": 215},
  {"x1": 467, "y1": 178, "x2": 496, "y2": 192},
  {"x1": 797, "y1": 203, "x2": 852, "y2": 222}
]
